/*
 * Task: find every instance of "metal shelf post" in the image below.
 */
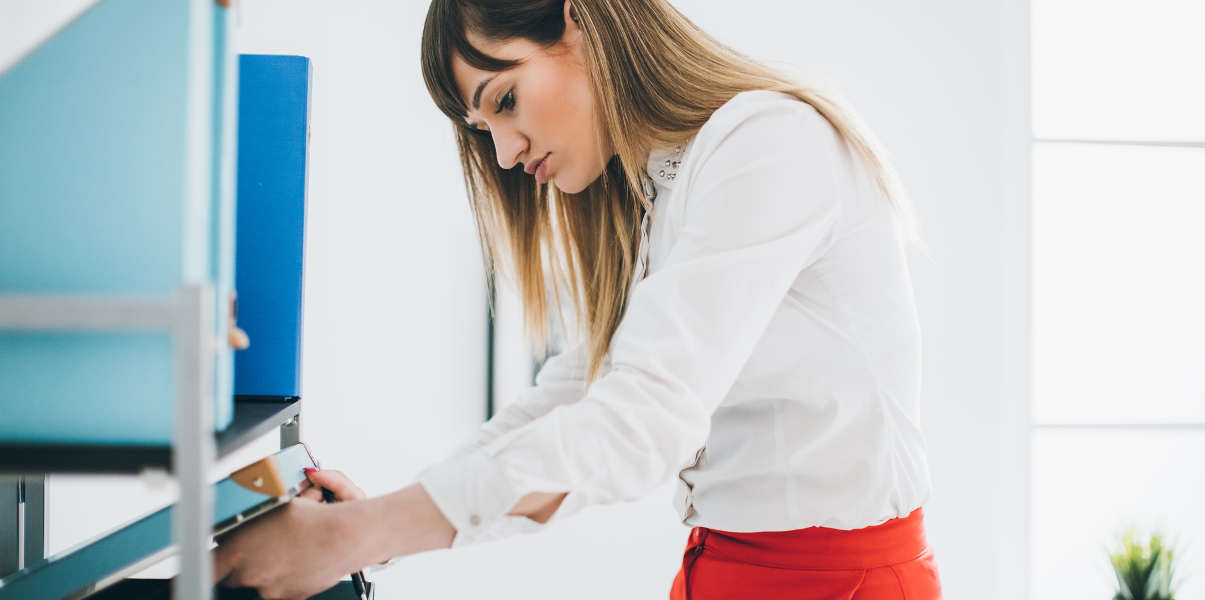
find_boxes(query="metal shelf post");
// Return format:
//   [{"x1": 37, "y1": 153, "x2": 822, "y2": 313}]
[
  {"x1": 173, "y1": 285, "x2": 215, "y2": 600},
  {"x1": 0, "y1": 284, "x2": 220, "y2": 599}
]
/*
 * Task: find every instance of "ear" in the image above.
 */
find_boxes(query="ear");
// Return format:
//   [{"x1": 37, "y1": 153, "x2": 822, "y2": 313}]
[{"x1": 562, "y1": 0, "x2": 582, "y2": 37}]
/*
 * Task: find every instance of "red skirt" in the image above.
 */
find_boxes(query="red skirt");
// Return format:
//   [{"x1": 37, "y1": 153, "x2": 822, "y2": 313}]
[{"x1": 669, "y1": 507, "x2": 942, "y2": 599}]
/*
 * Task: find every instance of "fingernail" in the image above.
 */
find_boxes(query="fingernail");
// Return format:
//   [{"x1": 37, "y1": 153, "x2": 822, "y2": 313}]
[{"x1": 303, "y1": 467, "x2": 317, "y2": 474}]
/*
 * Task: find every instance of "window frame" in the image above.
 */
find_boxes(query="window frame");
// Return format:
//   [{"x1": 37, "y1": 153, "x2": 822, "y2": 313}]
[{"x1": 1021, "y1": 1, "x2": 1205, "y2": 597}]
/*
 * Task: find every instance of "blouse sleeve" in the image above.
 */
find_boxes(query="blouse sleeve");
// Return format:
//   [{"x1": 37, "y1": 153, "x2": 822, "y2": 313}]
[
  {"x1": 416, "y1": 95, "x2": 845, "y2": 548},
  {"x1": 443, "y1": 339, "x2": 593, "y2": 458},
  {"x1": 414, "y1": 340, "x2": 602, "y2": 548}
]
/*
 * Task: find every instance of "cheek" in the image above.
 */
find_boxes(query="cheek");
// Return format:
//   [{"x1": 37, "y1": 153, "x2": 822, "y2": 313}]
[
  {"x1": 566, "y1": 72, "x2": 601, "y2": 149},
  {"x1": 525, "y1": 68, "x2": 593, "y2": 145},
  {"x1": 519, "y1": 58, "x2": 607, "y2": 191},
  {"x1": 549, "y1": 66, "x2": 606, "y2": 175}
]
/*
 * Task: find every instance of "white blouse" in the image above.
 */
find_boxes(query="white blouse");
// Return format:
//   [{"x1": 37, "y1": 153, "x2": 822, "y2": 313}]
[{"x1": 416, "y1": 90, "x2": 934, "y2": 548}]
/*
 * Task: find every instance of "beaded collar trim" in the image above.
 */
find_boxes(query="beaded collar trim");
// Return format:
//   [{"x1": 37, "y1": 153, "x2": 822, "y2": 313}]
[{"x1": 640, "y1": 143, "x2": 687, "y2": 201}]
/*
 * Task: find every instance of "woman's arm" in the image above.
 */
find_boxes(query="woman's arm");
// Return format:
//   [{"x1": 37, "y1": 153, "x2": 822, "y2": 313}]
[
  {"x1": 213, "y1": 475, "x2": 568, "y2": 598},
  {"x1": 347, "y1": 485, "x2": 568, "y2": 562},
  {"x1": 508, "y1": 490, "x2": 569, "y2": 523}
]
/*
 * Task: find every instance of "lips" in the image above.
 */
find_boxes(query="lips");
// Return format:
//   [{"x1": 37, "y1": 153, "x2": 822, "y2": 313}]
[{"x1": 524, "y1": 152, "x2": 550, "y2": 175}]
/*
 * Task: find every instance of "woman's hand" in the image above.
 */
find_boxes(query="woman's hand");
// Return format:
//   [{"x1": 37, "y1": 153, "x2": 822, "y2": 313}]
[
  {"x1": 213, "y1": 468, "x2": 368, "y2": 598},
  {"x1": 213, "y1": 498, "x2": 366, "y2": 600},
  {"x1": 298, "y1": 468, "x2": 366, "y2": 503},
  {"x1": 213, "y1": 479, "x2": 458, "y2": 599}
]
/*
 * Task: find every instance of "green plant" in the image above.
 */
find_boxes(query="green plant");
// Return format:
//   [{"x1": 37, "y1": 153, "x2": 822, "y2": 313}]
[{"x1": 1107, "y1": 526, "x2": 1181, "y2": 600}]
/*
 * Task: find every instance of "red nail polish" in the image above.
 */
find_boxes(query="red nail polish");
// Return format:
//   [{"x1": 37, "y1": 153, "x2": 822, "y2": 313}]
[{"x1": 304, "y1": 467, "x2": 317, "y2": 474}]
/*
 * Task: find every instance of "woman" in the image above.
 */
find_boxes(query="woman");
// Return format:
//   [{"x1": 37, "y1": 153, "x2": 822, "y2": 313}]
[{"x1": 213, "y1": 1, "x2": 943, "y2": 598}]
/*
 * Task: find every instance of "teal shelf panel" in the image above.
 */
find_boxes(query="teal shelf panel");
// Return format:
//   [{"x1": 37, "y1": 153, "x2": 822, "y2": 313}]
[{"x1": 0, "y1": 0, "x2": 238, "y2": 443}]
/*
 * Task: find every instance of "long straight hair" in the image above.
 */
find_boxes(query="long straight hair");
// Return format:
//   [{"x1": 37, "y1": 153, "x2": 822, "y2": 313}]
[{"x1": 422, "y1": 0, "x2": 927, "y2": 384}]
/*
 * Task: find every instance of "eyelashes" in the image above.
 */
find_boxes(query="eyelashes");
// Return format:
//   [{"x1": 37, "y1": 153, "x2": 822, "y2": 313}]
[
  {"x1": 463, "y1": 88, "x2": 515, "y2": 133},
  {"x1": 495, "y1": 89, "x2": 516, "y2": 114}
]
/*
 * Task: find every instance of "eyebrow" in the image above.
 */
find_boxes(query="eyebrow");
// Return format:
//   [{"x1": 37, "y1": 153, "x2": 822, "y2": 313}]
[{"x1": 471, "y1": 75, "x2": 496, "y2": 111}]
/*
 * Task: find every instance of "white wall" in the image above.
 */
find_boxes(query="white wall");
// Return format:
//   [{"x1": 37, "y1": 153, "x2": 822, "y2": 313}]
[{"x1": 6, "y1": 1, "x2": 1028, "y2": 598}]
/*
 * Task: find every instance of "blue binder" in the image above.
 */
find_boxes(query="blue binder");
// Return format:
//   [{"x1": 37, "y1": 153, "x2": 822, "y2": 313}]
[
  {"x1": 233, "y1": 55, "x2": 311, "y2": 401},
  {"x1": 0, "y1": 0, "x2": 238, "y2": 444}
]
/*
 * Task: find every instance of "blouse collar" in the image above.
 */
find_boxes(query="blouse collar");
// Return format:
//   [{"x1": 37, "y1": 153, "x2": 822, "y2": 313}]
[{"x1": 642, "y1": 143, "x2": 688, "y2": 199}]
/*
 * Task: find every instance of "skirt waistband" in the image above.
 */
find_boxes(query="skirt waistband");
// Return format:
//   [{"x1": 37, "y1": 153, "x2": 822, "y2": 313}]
[{"x1": 687, "y1": 507, "x2": 930, "y2": 571}]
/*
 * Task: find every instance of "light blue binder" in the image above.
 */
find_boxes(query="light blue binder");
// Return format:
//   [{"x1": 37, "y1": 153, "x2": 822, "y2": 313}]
[{"x1": 0, "y1": 0, "x2": 239, "y2": 443}]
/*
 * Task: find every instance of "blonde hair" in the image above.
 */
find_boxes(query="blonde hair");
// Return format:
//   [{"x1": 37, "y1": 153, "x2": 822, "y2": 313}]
[{"x1": 422, "y1": 0, "x2": 927, "y2": 383}]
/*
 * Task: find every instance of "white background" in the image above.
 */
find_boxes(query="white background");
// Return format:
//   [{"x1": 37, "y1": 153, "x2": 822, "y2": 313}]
[{"x1": 0, "y1": 0, "x2": 1119, "y2": 598}]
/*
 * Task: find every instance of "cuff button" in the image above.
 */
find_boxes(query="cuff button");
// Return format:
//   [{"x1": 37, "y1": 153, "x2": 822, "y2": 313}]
[{"x1": 469, "y1": 514, "x2": 481, "y2": 527}]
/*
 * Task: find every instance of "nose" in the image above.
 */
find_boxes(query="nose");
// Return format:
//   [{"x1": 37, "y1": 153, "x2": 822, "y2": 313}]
[{"x1": 491, "y1": 124, "x2": 528, "y2": 171}]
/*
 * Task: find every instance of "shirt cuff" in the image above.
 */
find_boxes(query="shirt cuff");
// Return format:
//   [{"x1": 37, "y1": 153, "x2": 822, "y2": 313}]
[{"x1": 416, "y1": 446, "x2": 526, "y2": 547}]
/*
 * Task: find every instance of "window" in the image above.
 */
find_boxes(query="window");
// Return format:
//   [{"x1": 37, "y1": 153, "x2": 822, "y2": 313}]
[{"x1": 1029, "y1": 1, "x2": 1205, "y2": 597}]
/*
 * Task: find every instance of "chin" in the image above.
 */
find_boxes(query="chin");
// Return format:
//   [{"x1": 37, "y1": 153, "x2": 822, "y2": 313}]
[
  {"x1": 551, "y1": 163, "x2": 609, "y2": 195},
  {"x1": 552, "y1": 174, "x2": 591, "y2": 194}
]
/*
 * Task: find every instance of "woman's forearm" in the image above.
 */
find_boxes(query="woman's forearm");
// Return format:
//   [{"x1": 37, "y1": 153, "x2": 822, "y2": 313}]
[
  {"x1": 345, "y1": 483, "x2": 570, "y2": 566},
  {"x1": 349, "y1": 482, "x2": 455, "y2": 564},
  {"x1": 507, "y1": 490, "x2": 568, "y2": 524}
]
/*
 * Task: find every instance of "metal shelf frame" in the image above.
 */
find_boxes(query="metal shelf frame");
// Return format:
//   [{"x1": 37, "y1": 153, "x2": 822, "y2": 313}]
[
  {"x1": 0, "y1": 400, "x2": 301, "y2": 474},
  {"x1": 0, "y1": 284, "x2": 230, "y2": 600}
]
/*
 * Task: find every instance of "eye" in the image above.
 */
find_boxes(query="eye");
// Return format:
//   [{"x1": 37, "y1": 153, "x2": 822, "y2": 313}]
[
  {"x1": 462, "y1": 119, "x2": 489, "y2": 134},
  {"x1": 495, "y1": 89, "x2": 516, "y2": 114}
]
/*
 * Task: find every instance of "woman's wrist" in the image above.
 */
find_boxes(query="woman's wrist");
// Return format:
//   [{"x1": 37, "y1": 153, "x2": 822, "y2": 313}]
[{"x1": 343, "y1": 482, "x2": 456, "y2": 567}]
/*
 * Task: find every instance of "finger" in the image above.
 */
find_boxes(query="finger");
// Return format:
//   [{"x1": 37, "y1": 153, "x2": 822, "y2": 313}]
[
  {"x1": 228, "y1": 326, "x2": 250, "y2": 350},
  {"x1": 298, "y1": 486, "x2": 324, "y2": 502},
  {"x1": 296, "y1": 478, "x2": 314, "y2": 494},
  {"x1": 304, "y1": 468, "x2": 366, "y2": 501},
  {"x1": 304, "y1": 468, "x2": 357, "y2": 500}
]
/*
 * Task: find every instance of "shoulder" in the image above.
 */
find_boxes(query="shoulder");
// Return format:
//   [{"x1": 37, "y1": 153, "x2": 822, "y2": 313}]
[
  {"x1": 678, "y1": 90, "x2": 848, "y2": 186},
  {"x1": 707, "y1": 89, "x2": 825, "y2": 127},
  {"x1": 699, "y1": 91, "x2": 838, "y2": 150},
  {"x1": 667, "y1": 90, "x2": 848, "y2": 233},
  {"x1": 685, "y1": 90, "x2": 845, "y2": 176}
]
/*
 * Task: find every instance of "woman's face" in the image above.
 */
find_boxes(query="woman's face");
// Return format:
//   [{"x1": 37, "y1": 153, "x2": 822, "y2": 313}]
[{"x1": 452, "y1": 16, "x2": 612, "y2": 194}]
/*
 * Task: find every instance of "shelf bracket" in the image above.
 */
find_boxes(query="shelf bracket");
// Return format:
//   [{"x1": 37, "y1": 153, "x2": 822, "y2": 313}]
[
  {"x1": 0, "y1": 476, "x2": 44, "y2": 579},
  {"x1": 0, "y1": 480, "x2": 17, "y2": 578},
  {"x1": 280, "y1": 414, "x2": 301, "y2": 449}
]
